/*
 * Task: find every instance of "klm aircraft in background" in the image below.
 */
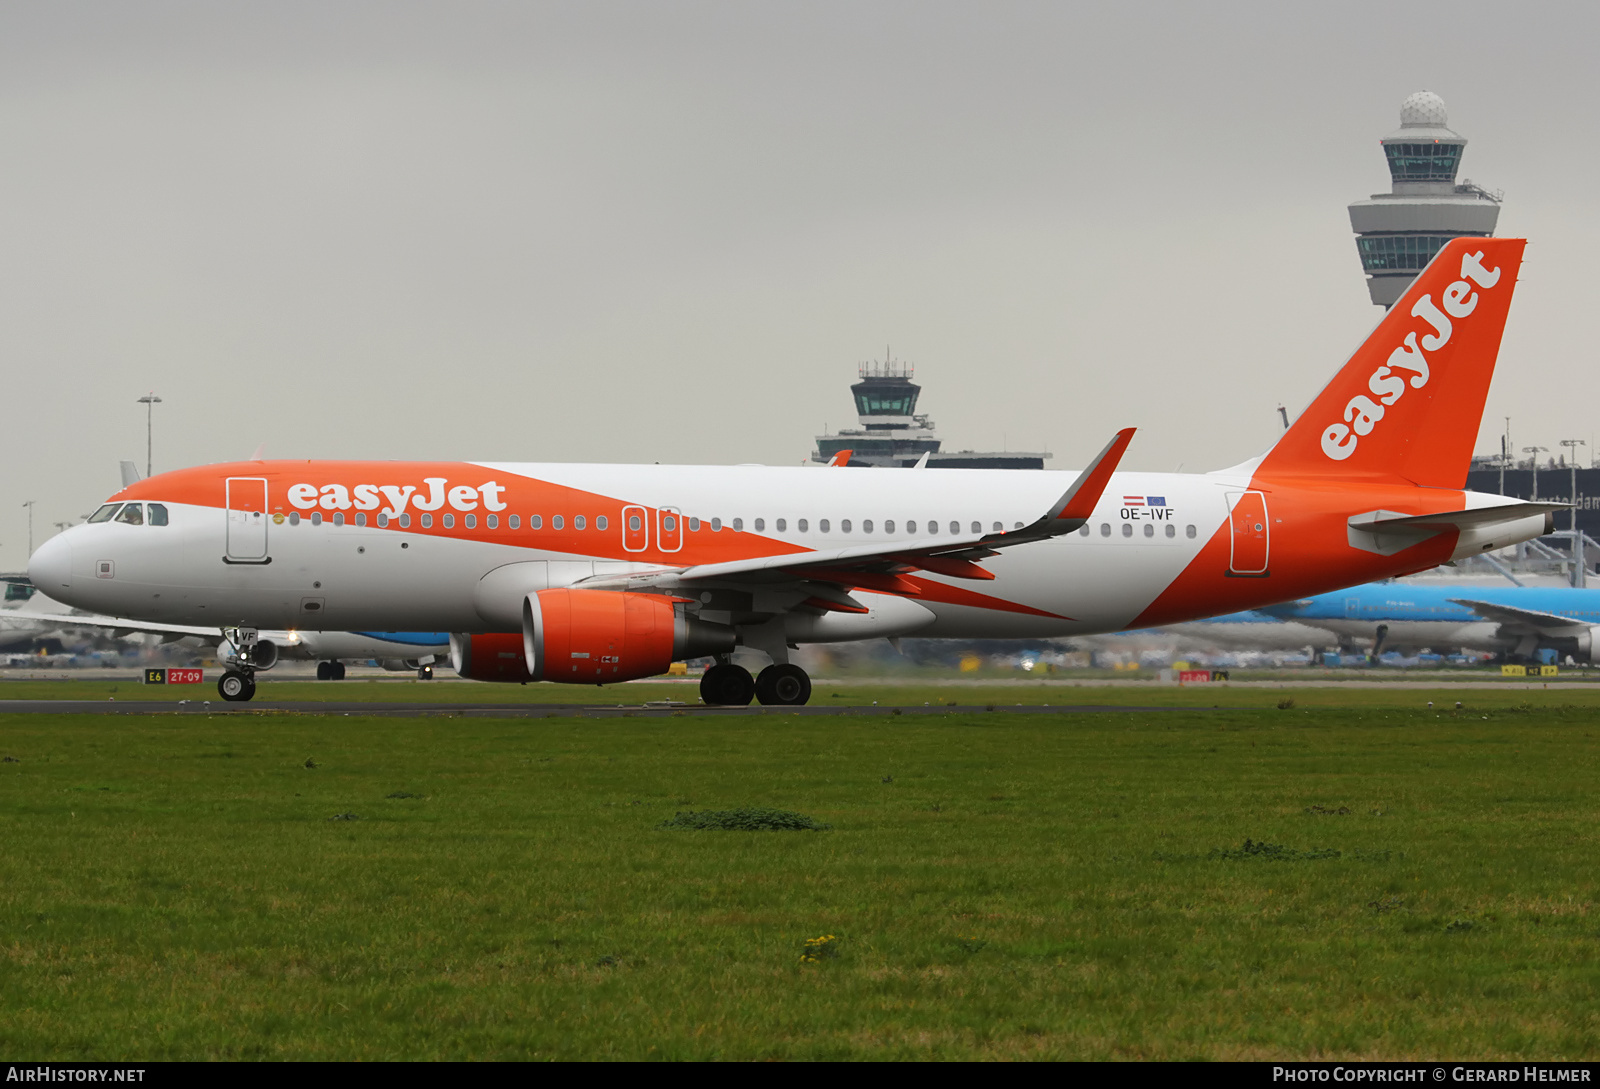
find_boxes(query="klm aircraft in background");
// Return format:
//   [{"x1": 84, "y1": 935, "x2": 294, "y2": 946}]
[{"x1": 1255, "y1": 582, "x2": 1600, "y2": 663}]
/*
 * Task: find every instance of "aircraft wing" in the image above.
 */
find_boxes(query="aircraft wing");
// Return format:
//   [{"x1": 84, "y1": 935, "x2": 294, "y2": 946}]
[
  {"x1": 577, "y1": 428, "x2": 1135, "y2": 600},
  {"x1": 1449, "y1": 598, "x2": 1592, "y2": 633},
  {"x1": 9, "y1": 610, "x2": 223, "y2": 642}
]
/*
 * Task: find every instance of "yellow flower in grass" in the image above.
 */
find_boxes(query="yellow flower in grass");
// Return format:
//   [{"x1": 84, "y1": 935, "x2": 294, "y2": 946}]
[{"x1": 799, "y1": 934, "x2": 839, "y2": 963}]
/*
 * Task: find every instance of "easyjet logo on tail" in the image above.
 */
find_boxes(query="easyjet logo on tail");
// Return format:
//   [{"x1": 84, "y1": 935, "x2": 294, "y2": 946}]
[{"x1": 1320, "y1": 250, "x2": 1502, "y2": 462}]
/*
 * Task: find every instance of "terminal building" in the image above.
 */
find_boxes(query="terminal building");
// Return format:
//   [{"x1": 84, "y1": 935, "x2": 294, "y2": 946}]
[
  {"x1": 1348, "y1": 91, "x2": 1501, "y2": 308},
  {"x1": 811, "y1": 355, "x2": 1050, "y2": 469}
]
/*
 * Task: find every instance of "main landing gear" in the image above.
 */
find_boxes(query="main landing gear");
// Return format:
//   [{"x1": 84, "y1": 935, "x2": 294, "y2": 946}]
[
  {"x1": 700, "y1": 662, "x2": 812, "y2": 706},
  {"x1": 316, "y1": 661, "x2": 347, "y2": 681}
]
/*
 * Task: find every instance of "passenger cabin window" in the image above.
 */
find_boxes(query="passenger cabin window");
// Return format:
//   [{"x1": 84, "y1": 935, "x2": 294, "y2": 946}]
[
  {"x1": 596, "y1": 515, "x2": 607, "y2": 531},
  {"x1": 1165, "y1": 524, "x2": 1175, "y2": 538},
  {"x1": 115, "y1": 504, "x2": 144, "y2": 526},
  {"x1": 926, "y1": 521, "x2": 937, "y2": 535},
  {"x1": 688, "y1": 517, "x2": 700, "y2": 531},
  {"x1": 841, "y1": 519, "x2": 851, "y2": 533},
  {"x1": 1100, "y1": 523, "x2": 1111, "y2": 537},
  {"x1": 1143, "y1": 524, "x2": 1154, "y2": 537},
  {"x1": 775, "y1": 518, "x2": 786, "y2": 532},
  {"x1": 993, "y1": 522, "x2": 1003, "y2": 533},
  {"x1": 862, "y1": 520, "x2": 873, "y2": 534},
  {"x1": 798, "y1": 519, "x2": 808, "y2": 532},
  {"x1": 971, "y1": 521, "x2": 981, "y2": 534},
  {"x1": 884, "y1": 520, "x2": 895, "y2": 534},
  {"x1": 508, "y1": 515, "x2": 520, "y2": 529},
  {"x1": 1121, "y1": 523, "x2": 1133, "y2": 537},
  {"x1": 1186, "y1": 524, "x2": 1196, "y2": 538},
  {"x1": 552, "y1": 515, "x2": 565, "y2": 530},
  {"x1": 442, "y1": 514, "x2": 454, "y2": 528},
  {"x1": 147, "y1": 504, "x2": 169, "y2": 526},
  {"x1": 399, "y1": 514, "x2": 411, "y2": 528},
  {"x1": 574, "y1": 516, "x2": 586, "y2": 531},
  {"x1": 754, "y1": 518, "x2": 765, "y2": 532},
  {"x1": 311, "y1": 512, "x2": 323, "y2": 526},
  {"x1": 1079, "y1": 526, "x2": 1090, "y2": 536},
  {"x1": 88, "y1": 504, "x2": 121, "y2": 523},
  {"x1": 732, "y1": 518, "x2": 743, "y2": 531},
  {"x1": 819, "y1": 519, "x2": 830, "y2": 533},
  {"x1": 710, "y1": 518, "x2": 721, "y2": 532},
  {"x1": 420, "y1": 513, "x2": 432, "y2": 528},
  {"x1": 530, "y1": 515, "x2": 542, "y2": 529},
  {"x1": 356, "y1": 513, "x2": 368, "y2": 527},
  {"x1": 333, "y1": 512, "x2": 345, "y2": 527},
  {"x1": 949, "y1": 521, "x2": 959, "y2": 535},
  {"x1": 467, "y1": 514, "x2": 478, "y2": 529}
]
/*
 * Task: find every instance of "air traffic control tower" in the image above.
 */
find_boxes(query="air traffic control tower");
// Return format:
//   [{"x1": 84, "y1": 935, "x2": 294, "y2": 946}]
[{"x1": 1348, "y1": 91, "x2": 1501, "y2": 308}]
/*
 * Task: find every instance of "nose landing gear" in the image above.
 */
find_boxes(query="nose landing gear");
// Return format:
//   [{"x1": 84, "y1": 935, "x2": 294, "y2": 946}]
[
  {"x1": 218, "y1": 669, "x2": 256, "y2": 702},
  {"x1": 217, "y1": 626, "x2": 266, "y2": 702}
]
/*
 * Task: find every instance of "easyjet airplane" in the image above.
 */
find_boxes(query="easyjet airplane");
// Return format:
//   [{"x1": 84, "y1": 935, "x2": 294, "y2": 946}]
[{"x1": 28, "y1": 239, "x2": 1558, "y2": 704}]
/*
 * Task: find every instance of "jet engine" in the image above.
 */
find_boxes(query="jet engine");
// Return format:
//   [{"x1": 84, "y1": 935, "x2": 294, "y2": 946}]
[
  {"x1": 450, "y1": 632, "x2": 532, "y2": 683},
  {"x1": 1546, "y1": 627, "x2": 1600, "y2": 665},
  {"x1": 521, "y1": 588, "x2": 735, "y2": 683}
]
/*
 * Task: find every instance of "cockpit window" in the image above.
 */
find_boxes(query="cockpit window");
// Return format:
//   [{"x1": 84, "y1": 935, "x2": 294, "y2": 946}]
[
  {"x1": 115, "y1": 503, "x2": 145, "y2": 526},
  {"x1": 147, "y1": 503, "x2": 169, "y2": 526},
  {"x1": 87, "y1": 504, "x2": 121, "y2": 523}
]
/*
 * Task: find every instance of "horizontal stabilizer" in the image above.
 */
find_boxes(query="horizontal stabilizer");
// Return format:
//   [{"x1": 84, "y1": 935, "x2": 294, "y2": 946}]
[{"x1": 1348, "y1": 500, "x2": 1562, "y2": 558}]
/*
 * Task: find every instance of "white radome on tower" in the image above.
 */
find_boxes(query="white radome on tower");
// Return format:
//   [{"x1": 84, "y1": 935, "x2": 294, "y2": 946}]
[{"x1": 1400, "y1": 90, "x2": 1448, "y2": 127}]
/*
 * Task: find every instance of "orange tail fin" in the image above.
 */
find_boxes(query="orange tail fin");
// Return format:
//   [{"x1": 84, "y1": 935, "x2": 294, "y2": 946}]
[{"x1": 1257, "y1": 237, "x2": 1525, "y2": 489}]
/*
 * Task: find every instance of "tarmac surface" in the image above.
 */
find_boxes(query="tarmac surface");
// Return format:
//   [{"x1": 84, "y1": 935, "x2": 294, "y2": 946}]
[{"x1": 0, "y1": 699, "x2": 1180, "y2": 718}]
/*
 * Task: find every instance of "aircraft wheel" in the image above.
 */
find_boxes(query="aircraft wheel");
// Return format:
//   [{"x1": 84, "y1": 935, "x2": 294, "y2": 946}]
[
  {"x1": 218, "y1": 670, "x2": 256, "y2": 702},
  {"x1": 316, "y1": 661, "x2": 332, "y2": 681},
  {"x1": 333, "y1": 662, "x2": 347, "y2": 681},
  {"x1": 755, "y1": 664, "x2": 811, "y2": 706},
  {"x1": 417, "y1": 664, "x2": 433, "y2": 680},
  {"x1": 700, "y1": 663, "x2": 755, "y2": 706}
]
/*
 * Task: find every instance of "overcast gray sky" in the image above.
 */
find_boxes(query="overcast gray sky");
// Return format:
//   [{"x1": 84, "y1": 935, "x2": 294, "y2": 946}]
[{"x1": 3, "y1": 1, "x2": 1595, "y2": 569}]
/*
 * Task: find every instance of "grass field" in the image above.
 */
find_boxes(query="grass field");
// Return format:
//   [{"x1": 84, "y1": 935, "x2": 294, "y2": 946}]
[{"x1": 3, "y1": 686, "x2": 1599, "y2": 1059}]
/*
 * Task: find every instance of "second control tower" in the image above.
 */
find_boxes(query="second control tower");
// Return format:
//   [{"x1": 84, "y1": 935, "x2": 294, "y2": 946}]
[{"x1": 1348, "y1": 91, "x2": 1501, "y2": 308}]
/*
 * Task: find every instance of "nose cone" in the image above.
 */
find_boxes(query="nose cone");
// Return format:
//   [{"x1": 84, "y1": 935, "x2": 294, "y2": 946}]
[{"x1": 28, "y1": 533, "x2": 72, "y2": 594}]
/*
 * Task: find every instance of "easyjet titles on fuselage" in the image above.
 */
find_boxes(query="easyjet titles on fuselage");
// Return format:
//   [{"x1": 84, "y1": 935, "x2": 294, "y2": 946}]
[{"x1": 284, "y1": 478, "x2": 508, "y2": 517}]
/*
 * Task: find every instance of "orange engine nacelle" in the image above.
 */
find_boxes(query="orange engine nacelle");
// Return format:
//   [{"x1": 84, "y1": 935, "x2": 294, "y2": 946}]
[
  {"x1": 450, "y1": 632, "x2": 532, "y2": 683},
  {"x1": 522, "y1": 588, "x2": 734, "y2": 684}
]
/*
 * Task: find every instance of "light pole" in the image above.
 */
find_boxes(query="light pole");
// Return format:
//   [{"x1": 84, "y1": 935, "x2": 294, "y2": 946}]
[
  {"x1": 1562, "y1": 439, "x2": 1587, "y2": 588},
  {"x1": 1561, "y1": 440, "x2": 1586, "y2": 530},
  {"x1": 21, "y1": 499, "x2": 34, "y2": 557},
  {"x1": 1524, "y1": 446, "x2": 1548, "y2": 500},
  {"x1": 136, "y1": 393, "x2": 162, "y2": 478}
]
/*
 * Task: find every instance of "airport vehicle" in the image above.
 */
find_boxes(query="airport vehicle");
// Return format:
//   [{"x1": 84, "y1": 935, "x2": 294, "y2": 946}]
[
  {"x1": 1260, "y1": 581, "x2": 1600, "y2": 662},
  {"x1": 28, "y1": 239, "x2": 1556, "y2": 704}
]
